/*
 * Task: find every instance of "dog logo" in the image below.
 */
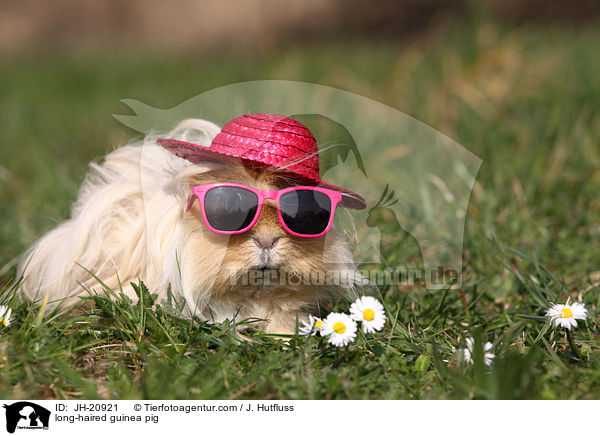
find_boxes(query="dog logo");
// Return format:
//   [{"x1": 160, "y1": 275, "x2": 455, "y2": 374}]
[{"x1": 2, "y1": 402, "x2": 50, "y2": 433}]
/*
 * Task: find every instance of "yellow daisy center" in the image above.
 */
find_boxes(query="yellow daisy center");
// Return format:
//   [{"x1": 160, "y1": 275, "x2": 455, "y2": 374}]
[
  {"x1": 314, "y1": 321, "x2": 323, "y2": 329},
  {"x1": 363, "y1": 309, "x2": 375, "y2": 321},
  {"x1": 561, "y1": 308, "x2": 573, "y2": 318},
  {"x1": 333, "y1": 321, "x2": 346, "y2": 334},
  {"x1": 1, "y1": 319, "x2": 5, "y2": 326}
]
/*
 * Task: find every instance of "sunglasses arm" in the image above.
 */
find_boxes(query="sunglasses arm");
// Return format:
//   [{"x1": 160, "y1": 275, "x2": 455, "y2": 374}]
[{"x1": 185, "y1": 194, "x2": 197, "y2": 212}]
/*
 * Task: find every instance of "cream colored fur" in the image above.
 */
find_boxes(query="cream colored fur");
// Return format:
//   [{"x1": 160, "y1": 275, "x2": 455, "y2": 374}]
[{"x1": 17, "y1": 119, "x2": 359, "y2": 334}]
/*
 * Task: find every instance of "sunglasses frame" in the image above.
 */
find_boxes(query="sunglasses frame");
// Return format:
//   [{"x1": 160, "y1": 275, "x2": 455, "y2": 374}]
[{"x1": 187, "y1": 183, "x2": 343, "y2": 238}]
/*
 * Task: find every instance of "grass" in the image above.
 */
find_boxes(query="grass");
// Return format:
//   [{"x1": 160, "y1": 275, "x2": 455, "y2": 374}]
[{"x1": 1, "y1": 15, "x2": 600, "y2": 399}]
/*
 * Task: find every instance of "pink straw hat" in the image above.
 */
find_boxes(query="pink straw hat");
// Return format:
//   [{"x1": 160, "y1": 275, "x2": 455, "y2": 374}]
[{"x1": 157, "y1": 113, "x2": 366, "y2": 209}]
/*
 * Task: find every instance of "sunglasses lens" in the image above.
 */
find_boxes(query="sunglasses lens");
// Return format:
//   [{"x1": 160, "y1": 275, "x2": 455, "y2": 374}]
[
  {"x1": 204, "y1": 187, "x2": 258, "y2": 232},
  {"x1": 279, "y1": 190, "x2": 332, "y2": 235}
]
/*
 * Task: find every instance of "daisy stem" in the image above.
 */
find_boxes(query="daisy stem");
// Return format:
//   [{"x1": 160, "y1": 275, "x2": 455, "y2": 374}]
[
  {"x1": 566, "y1": 329, "x2": 583, "y2": 362},
  {"x1": 359, "y1": 328, "x2": 369, "y2": 348}
]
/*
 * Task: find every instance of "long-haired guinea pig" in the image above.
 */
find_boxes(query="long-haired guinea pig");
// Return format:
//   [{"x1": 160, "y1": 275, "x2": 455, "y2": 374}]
[{"x1": 17, "y1": 117, "x2": 363, "y2": 334}]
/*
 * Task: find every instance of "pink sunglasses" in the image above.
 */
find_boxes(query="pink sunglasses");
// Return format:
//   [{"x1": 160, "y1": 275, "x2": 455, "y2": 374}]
[{"x1": 187, "y1": 183, "x2": 342, "y2": 238}]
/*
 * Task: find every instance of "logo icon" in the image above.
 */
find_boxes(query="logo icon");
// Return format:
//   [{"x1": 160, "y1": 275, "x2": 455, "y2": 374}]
[{"x1": 3, "y1": 402, "x2": 50, "y2": 434}]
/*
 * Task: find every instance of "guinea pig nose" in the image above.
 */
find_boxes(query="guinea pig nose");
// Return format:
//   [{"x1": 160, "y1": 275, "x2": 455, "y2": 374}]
[{"x1": 252, "y1": 235, "x2": 280, "y2": 249}]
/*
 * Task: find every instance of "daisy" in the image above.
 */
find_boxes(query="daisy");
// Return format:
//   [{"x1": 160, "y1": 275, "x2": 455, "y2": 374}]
[
  {"x1": 299, "y1": 314, "x2": 324, "y2": 336},
  {"x1": 349, "y1": 296, "x2": 386, "y2": 333},
  {"x1": 546, "y1": 300, "x2": 587, "y2": 329},
  {"x1": 458, "y1": 337, "x2": 495, "y2": 366},
  {"x1": 0, "y1": 305, "x2": 12, "y2": 327},
  {"x1": 321, "y1": 312, "x2": 357, "y2": 347}
]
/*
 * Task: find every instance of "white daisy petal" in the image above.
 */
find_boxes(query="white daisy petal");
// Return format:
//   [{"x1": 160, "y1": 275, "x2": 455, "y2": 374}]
[
  {"x1": 546, "y1": 300, "x2": 587, "y2": 330},
  {"x1": 0, "y1": 305, "x2": 12, "y2": 327},
  {"x1": 463, "y1": 348, "x2": 472, "y2": 364},
  {"x1": 349, "y1": 296, "x2": 387, "y2": 333},
  {"x1": 299, "y1": 314, "x2": 324, "y2": 336},
  {"x1": 322, "y1": 312, "x2": 357, "y2": 347},
  {"x1": 457, "y1": 337, "x2": 494, "y2": 366},
  {"x1": 298, "y1": 321, "x2": 313, "y2": 336}
]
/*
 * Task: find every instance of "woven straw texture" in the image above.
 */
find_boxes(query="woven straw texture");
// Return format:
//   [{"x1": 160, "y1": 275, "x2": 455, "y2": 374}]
[{"x1": 158, "y1": 114, "x2": 365, "y2": 209}]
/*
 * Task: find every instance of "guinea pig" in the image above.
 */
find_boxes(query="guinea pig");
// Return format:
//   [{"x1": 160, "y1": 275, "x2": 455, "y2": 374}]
[{"x1": 17, "y1": 115, "x2": 365, "y2": 334}]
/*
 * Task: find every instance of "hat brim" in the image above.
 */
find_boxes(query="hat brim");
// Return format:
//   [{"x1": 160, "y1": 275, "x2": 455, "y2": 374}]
[{"x1": 157, "y1": 138, "x2": 366, "y2": 209}]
